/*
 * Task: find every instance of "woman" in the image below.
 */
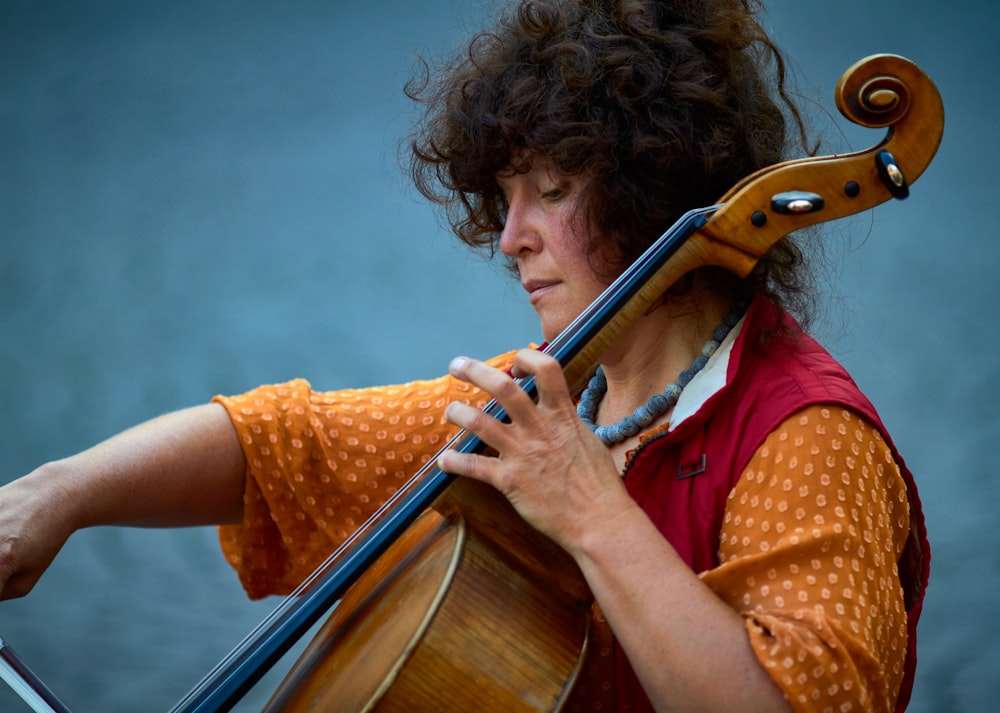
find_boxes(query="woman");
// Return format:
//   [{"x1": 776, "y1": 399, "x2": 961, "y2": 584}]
[{"x1": 0, "y1": 1, "x2": 927, "y2": 712}]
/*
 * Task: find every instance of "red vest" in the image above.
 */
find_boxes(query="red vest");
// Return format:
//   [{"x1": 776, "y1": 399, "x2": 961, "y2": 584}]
[{"x1": 615, "y1": 298, "x2": 929, "y2": 713}]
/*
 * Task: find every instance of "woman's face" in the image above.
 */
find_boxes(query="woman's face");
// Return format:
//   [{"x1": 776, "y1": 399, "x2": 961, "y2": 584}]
[{"x1": 497, "y1": 157, "x2": 612, "y2": 342}]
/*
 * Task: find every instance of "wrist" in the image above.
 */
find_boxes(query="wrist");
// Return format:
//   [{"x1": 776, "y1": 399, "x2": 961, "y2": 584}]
[
  {"x1": 568, "y1": 495, "x2": 648, "y2": 567},
  {"x1": 26, "y1": 459, "x2": 95, "y2": 535}
]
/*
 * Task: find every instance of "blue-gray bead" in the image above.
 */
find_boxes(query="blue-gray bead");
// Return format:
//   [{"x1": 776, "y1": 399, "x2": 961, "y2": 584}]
[{"x1": 574, "y1": 304, "x2": 747, "y2": 446}]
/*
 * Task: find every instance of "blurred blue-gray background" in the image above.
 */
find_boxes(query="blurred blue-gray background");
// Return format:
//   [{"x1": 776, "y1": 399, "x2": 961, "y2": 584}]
[{"x1": 1, "y1": 1, "x2": 996, "y2": 710}]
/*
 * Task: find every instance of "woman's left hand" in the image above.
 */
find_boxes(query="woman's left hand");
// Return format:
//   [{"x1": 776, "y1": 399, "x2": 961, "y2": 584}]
[{"x1": 437, "y1": 349, "x2": 632, "y2": 555}]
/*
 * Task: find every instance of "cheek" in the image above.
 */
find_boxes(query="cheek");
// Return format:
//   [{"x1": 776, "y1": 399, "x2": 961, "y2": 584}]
[
  {"x1": 585, "y1": 233, "x2": 626, "y2": 283},
  {"x1": 573, "y1": 253, "x2": 615, "y2": 298},
  {"x1": 558, "y1": 214, "x2": 618, "y2": 282}
]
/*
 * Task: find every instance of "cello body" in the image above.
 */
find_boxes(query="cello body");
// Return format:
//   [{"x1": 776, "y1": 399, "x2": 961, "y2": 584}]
[{"x1": 263, "y1": 479, "x2": 592, "y2": 712}]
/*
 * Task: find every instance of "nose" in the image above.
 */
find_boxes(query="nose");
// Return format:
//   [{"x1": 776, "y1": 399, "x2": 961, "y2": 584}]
[{"x1": 498, "y1": 195, "x2": 541, "y2": 259}]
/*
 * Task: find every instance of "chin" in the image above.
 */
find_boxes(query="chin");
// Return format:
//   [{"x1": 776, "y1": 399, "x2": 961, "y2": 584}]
[
  {"x1": 535, "y1": 301, "x2": 582, "y2": 343},
  {"x1": 539, "y1": 317, "x2": 570, "y2": 343}
]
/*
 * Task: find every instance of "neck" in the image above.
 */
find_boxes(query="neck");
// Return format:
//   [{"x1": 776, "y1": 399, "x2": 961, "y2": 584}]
[{"x1": 596, "y1": 290, "x2": 730, "y2": 424}]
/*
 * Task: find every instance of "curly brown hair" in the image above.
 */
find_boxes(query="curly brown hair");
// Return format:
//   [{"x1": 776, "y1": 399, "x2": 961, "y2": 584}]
[{"x1": 407, "y1": 0, "x2": 816, "y2": 323}]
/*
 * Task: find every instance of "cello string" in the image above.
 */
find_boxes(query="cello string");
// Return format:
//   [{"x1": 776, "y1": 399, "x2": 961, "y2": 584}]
[
  {"x1": 168, "y1": 203, "x2": 721, "y2": 713},
  {"x1": 0, "y1": 638, "x2": 73, "y2": 713},
  {"x1": 230, "y1": 201, "x2": 721, "y2": 617}
]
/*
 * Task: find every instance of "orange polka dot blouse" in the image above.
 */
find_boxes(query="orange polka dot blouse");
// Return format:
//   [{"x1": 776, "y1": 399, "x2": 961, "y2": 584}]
[{"x1": 215, "y1": 355, "x2": 910, "y2": 713}]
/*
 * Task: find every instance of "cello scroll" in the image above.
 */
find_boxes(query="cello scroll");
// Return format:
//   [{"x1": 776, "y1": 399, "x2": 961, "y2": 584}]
[
  {"x1": 559, "y1": 54, "x2": 944, "y2": 392},
  {"x1": 696, "y1": 53, "x2": 945, "y2": 275}
]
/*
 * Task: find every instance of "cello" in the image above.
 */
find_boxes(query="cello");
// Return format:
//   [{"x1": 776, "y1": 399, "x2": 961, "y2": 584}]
[{"x1": 2, "y1": 53, "x2": 944, "y2": 712}]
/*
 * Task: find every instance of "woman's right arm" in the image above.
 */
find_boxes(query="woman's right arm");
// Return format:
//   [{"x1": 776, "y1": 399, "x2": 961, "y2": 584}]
[{"x1": 0, "y1": 402, "x2": 246, "y2": 600}]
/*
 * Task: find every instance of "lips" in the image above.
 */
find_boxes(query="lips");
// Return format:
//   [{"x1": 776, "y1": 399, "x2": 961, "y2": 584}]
[{"x1": 522, "y1": 278, "x2": 559, "y2": 304}]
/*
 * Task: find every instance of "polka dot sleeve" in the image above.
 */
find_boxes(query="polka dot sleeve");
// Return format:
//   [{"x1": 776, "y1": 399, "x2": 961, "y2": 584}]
[
  {"x1": 700, "y1": 405, "x2": 911, "y2": 713},
  {"x1": 212, "y1": 353, "x2": 515, "y2": 599}
]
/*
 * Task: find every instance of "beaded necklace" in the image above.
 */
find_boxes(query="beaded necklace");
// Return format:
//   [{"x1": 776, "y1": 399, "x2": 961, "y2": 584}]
[{"x1": 576, "y1": 306, "x2": 745, "y2": 446}]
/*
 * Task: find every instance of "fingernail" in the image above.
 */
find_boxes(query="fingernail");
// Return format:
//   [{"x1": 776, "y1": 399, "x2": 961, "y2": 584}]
[{"x1": 448, "y1": 356, "x2": 467, "y2": 374}]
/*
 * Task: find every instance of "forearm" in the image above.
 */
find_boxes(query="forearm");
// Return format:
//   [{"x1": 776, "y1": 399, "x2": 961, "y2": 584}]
[
  {"x1": 574, "y1": 505, "x2": 790, "y2": 713},
  {"x1": 26, "y1": 402, "x2": 246, "y2": 530},
  {"x1": 1, "y1": 402, "x2": 247, "y2": 599}
]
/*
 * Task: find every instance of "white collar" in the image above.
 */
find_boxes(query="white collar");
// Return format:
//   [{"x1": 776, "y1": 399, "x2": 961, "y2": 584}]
[{"x1": 668, "y1": 314, "x2": 746, "y2": 431}]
